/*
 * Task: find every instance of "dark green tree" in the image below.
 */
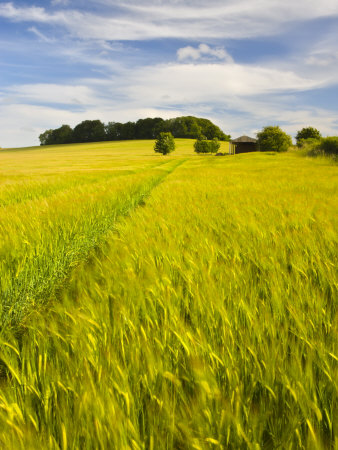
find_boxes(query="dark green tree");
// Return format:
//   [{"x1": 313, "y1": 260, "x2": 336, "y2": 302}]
[
  {"x1": 39, "y1": 115, "x2": 231, "y2": 145},
  {"x1": 161, "y1": 116, "x2": 229, "y2": 140},
  {"x1": 72, "y1": 120, "x2": 106, "y2": 143},
  {"x1": 194, "y1": 136, "x2": 220, "y2": 153},
  {"x1": 39, "y1": 125, "x2": 73, "y2": 145},
  {"x1": 52, "y1": 125, "x2": 73, "y2": 144},
  {"x1": 105, "y1": 122, "x2": 119, "y2": 140},
  {"x1": 154, "y1": 132, "x2": 175, "y2": 155},
  {"x1": 105, "y1": 122, "x2": 126, "y2": 140},
  {"x1": 39, "y1": 129, "x2": 54, "y2": 145},
  {"x1": 210, "y1": 137, "x2": 221, "y2": 153},
  {"x1": 296, "y1": 127, "x2": 321, "y2": 146},
  {"x1": 135, "y1": 118, "x2": 164, "y2": 139},
  {"x1": 120, "y1": 122, "x2": 136, "y2": 140},
  {"x1": 257, "y1": 126, "x2": 292, "y2": 153}
]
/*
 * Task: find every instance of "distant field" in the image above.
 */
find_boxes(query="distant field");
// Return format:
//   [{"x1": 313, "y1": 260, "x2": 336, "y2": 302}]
[{"x1": 0, "y1": 140, "x2": 337, "y2": 449}]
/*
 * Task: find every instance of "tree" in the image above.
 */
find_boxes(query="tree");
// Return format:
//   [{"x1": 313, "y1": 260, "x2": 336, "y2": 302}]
[
  {"x1": 72, "y1": 120, "x2": 106, "y2": 143},
  {"x1": 135, "y1": 118, "x2": 164, "y2": 139},
  {"x1": 210, "y1": 138, "x2": 221, "y2": 153},
  {"x1": 105, "y1": 122, "x2": 120, "y2": 140},
  {"x1": 52, "y1": 124, "x2": 73, "y2": 144},
  {"x1": 296, "y1": 127, "x2": 321, "y2": 146},
  {"x1": 154, "y1": 132, "x2": 175, "y2": 155},
  {"x1": 120, "y1": 122, "x2": 136, "y2": 140},
  {"x1": 39, "y1": 125, "x2": 73, "y2": 145},
  {"x1": 194, "y1": 136, "x2": 220, "y2": 153},
  {"x1": 38, "y1": 115, "x2": 231, "y2": 146},
  {"x1": 257, "y1": 126, "x2": 292, "y2": 153},
  {"x1": 158, "y1": 116, "x2": 230, "y2": 140},
  {"x1": 39, "y1": 129, "x2": 54, "y2": 145}
]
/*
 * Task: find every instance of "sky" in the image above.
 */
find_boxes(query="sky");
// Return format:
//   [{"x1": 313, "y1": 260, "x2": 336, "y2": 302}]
[{"x1": 0, "y1": 0, "x2": 337, "y2": 148}]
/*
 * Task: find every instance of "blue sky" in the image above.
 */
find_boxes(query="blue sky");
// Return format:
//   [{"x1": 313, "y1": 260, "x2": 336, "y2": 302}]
[{"x1": 0, "y1": 0, "x2": 337, "y2": 147}]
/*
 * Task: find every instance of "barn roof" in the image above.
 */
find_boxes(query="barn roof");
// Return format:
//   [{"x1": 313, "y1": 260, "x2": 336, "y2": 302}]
[{"x1": 231, "y1": 135, "x2": 257, "y2": 143}]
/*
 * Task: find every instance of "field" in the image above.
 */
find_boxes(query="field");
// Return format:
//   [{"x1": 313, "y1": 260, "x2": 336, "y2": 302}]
[{"x1": 0, "y1": 139, "x2": 337, "y2": 449}]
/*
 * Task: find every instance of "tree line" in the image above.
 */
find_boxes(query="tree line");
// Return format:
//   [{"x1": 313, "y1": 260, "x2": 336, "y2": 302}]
[
  {"x1": 153, "y1": 132, "x2": 222, "y2": 155},
  {"x1": 154, "y1": 126, "x2": 338, "y2": 157},
  {"x1": 39, "y1": 116, "x2": 230, "y2": 146}
]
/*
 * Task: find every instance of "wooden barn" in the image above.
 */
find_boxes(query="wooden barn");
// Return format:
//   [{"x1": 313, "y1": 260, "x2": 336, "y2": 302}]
[{"x1": 229, "y1": 136, "x2": 258, "y2": 154}]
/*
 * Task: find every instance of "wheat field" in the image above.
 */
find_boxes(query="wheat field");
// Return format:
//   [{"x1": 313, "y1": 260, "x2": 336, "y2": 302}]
[{"x1": 0, "y1": 140, "x2": 337, "y2": 449}]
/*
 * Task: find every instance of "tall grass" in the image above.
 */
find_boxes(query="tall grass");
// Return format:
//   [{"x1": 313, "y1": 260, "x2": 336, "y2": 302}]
[{"x1": 0, "y1": 143, "x2": 336, "y2": 448}]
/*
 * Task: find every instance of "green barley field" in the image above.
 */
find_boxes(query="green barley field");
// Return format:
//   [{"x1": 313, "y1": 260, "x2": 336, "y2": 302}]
[{"x1": 0, "y1": 139, "x2": 337, "y2": 449}]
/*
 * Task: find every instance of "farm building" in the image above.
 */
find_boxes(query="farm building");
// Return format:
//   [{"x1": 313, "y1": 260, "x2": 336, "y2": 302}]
[{"x1": 230, "y1": 136, "x2": 258, "y2": 154}]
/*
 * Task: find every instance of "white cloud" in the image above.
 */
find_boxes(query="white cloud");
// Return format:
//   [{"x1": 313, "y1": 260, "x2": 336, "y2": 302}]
[
  {"x1": 0, "y1": 99, "x2": 184, "y2": 148},
  {"x1": 1, "y1": 1, "x2": 338, "y2": 40},
  {"x1": 303, "y1": 31, "x2": 338, "y2": 71},
  {"x1": 5, "y1": 83, "x2": 97, "y2": 106},
  {"x1": 305, "y1": 51, "x2": 338, "y2": 67},
  {"x1": 177, "y1": 44, "x2": 233, "y2": 63},
  {"x1": 1, "y1": 56, "x2": 336, "y2": 148},
  {"x1": 0, "y1": 3, "x2": 51, "y2": 22},
  {"x1": 0, "y1": 1, "x2": 337, "y2": 147},
  {"x1": 51, "y1": 0, "x2": 69, "y2": 5},
  {"x1": 124, "y1": 62, "x2": 322, "y2": 105},
  {"x1": 28, "y1": 26, "x2": 55, "y2": 43}
]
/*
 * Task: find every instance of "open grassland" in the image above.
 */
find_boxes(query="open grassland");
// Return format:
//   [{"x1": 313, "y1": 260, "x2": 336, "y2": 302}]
[{"x1": 0, "y1": 140, "x2": 337, "y2": 449}]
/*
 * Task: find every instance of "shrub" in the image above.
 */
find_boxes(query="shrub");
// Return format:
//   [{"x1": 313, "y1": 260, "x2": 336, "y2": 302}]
[
  {"x1": 154, "y1": 132, "x2": 175, "y2": 155},
  {"x1": 299, "y1": 136, "x2": 338, "y2": 158},
  {"x1": 257, "y1": 126, "x2": 292, "y2": 153},
  {"x1": 296, "y1": 138, "x2": 322, "y2": 158},
  {"x1": 296, "y1": 137, "x2": 321, "y2": 149},
  {"x1": 320, "y1": 137, "x2": 338, "y2": 155},
  {"x1": 194, "y1": 136, "x2": 220, "y2": 154}
]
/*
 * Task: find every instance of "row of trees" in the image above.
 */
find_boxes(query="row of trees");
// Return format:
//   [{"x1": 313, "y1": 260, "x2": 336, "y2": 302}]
[
  {"x1": 154, "y1": 126, "x2": 335, "y2": 156},
  {"x1": 154, "y1": 133, "x2": 221, "y2": 155},
  {"x1": 153, "y1": 126, "x2": 327, "y2": 156},
  {"x1": 256, "y1": 126, "x2": 334, "y2": 154},
  {"x1": 39, "y1": 116, "x2": 230, "y2": 146}
]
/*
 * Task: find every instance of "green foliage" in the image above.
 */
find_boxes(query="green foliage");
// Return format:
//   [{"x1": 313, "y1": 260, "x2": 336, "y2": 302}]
[
  {"x1": 39, "y1": 129, "x2": 54, "y2": 145},
  {"x1": 296, "y1": 137, "x2": 321, "y2": 149},
  {"x1": 298, "y1": 136, "x2": 338, "y2": 158},
  {"x1": 296, "y1": 127, "x2": 321, "y2": 146},
  {"x1": 154, "y1": 132, "x2": 176, "y2": 155},
  {"x1": 72, "y1": 120, "x2": 106, "y2": 143},
  {"x1": 164, "y1": 116, "x2": 230, "y2": 140},
  {"x1": 0, "y1": 142, "x2": 336, "y2": 449},
  {"x1": 39, "y1": 125, "x2": 73, "y2": 146},
  {"x1": 194, "y1": 136, "x2": 221, "y2": 153},
  {"x1": 135, "y1": 117, "x2": 165, "y2": 139},
  {"x1": 40, "y1": 116, "x2": 230, "y2": 145},
  {"x1": 257, "y1": 126, "x2": 292, "y2": 152},
  {"x1": 320, "y1": 136, "x2": 338, "y2": 155}
]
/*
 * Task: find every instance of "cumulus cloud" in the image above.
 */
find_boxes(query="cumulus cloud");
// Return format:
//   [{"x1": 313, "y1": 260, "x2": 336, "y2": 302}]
[
  {"x1": 1, "y1": 0, "x2": 338, "y2": 147},
  {"x1": 124, "y1": 62, "x2": 321, "y2": 106},
  {"x1": 1, "y1": 57, "x2": 334, "y2": 148}
]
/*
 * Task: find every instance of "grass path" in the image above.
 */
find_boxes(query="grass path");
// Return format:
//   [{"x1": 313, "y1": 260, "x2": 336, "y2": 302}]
[{"x1": 0, "y1": 157, "x2": 185, "y2": 331}]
